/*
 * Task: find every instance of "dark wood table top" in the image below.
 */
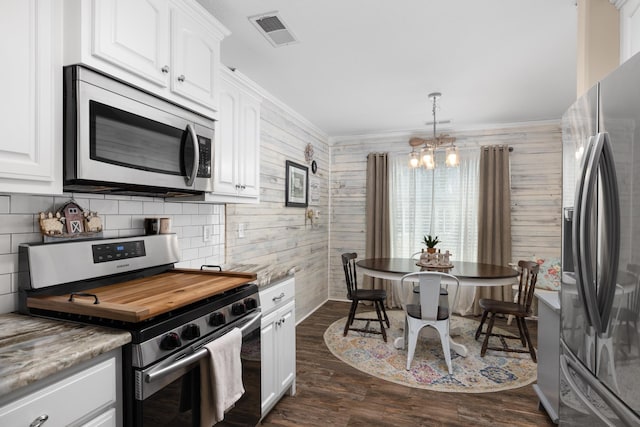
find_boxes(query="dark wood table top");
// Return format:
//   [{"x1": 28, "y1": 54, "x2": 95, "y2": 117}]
[{"x1": 356, "y1": 258, "x2": 518, "y2": 280}]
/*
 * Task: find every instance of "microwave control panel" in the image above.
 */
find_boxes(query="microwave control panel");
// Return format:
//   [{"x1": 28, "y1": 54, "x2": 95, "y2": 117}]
[{"x1": 197, "y1": 137, "x2": 212, "y2": 178}]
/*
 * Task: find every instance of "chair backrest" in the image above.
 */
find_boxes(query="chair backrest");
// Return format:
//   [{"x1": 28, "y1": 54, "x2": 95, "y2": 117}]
[
  {"x1": 515, "y1": 260, "x2": 540, "y2": 313},
  {"x1": 341, "y1": 252, "x2": 358, "y2": 299},
  {"x1": 625, "y1": 263, "x2": 640, "y2": 316},
  {"x1": 401, "y1": 271, "x2": 460, "y2": 321},
  {"x1": 410, "y1": 251, "x2": 423, "y2": 259}
]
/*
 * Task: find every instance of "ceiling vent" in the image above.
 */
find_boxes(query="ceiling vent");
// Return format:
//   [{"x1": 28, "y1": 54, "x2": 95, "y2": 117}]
[{"x1": 249, "y1": 12, "x2": 299, "y2": 47}]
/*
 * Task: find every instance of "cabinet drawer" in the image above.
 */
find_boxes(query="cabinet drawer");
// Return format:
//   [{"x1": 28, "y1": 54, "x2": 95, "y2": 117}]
[
  {"x1": 0, "y1": 357, "x2": 116, "y2": 426},
  {"x1": 260, "y1": 277, "x2": 295, "y2": 315}
]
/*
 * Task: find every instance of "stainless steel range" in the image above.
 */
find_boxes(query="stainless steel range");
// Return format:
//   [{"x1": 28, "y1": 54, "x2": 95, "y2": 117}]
[{"x1": 18, "y1": 234, "x2": 261, "y2": 427}]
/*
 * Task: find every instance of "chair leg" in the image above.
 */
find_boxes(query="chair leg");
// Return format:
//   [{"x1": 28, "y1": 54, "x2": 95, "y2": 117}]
[
  {"x1": 343, "y1": 300, "x2": 358, "y2": 337},
  {"x1": 379, "y1": 300, "x2": 390, "y2": 328},
  {"x1": 406, "y1": 318, "x2": 419, "y2": 370},
  {"x1": 475, "y1": 310, "x2": 489, "y2": 340},
  {"x1": 515, "y1": 316, "x2": 527, "y2": 347},
  {"x1": 520, "y1": 317, "x2": 537, "y2": 362},
  {"x1": 480, "y1": 312, "x2": 496, "y2": 357},
  {"x1": 435, "y1": 322, "x2": 453, "y2": 375},
  {"x1": 373, "y1": 300, "x2": 387, "y2": 342}
]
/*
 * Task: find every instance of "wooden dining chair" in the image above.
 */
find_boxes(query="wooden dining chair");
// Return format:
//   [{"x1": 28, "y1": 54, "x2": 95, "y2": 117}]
[
  {"x1": 400, "y1": 271, "x2": 459, "y2": 373},
  {"x1": 474, "y1": 260, "x2": 539, "y2": 361},
  {"x1": 341, "y1": 252, "x2": 390, "y2": 342}
]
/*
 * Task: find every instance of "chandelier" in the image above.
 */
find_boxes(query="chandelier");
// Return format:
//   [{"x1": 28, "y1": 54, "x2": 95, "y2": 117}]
[{"x1": 408, "y1": 92, "x2": 459, "y2": 169}]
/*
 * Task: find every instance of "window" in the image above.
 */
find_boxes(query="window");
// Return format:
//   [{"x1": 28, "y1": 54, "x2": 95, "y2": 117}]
[{"x1": 389, "y1": 149, "x2": 480, "y2": 262}]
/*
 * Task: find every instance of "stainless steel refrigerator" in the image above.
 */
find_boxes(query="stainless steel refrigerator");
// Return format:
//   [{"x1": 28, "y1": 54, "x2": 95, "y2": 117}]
[{"x1": 560, "y1": 52, "x2": 640, "y2": 426}]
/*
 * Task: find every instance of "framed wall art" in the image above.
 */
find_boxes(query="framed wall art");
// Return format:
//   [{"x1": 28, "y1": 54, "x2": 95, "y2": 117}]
[{"x1": 285, "y1": 160, "x2": 308, "y2": 207}]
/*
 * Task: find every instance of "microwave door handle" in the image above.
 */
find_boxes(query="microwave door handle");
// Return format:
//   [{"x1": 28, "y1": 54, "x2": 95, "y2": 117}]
[{"x1": 184, "y1": 124, "x2": 199, "y2": 187}]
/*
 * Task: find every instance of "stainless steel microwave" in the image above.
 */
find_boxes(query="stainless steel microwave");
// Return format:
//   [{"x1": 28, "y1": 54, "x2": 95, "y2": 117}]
[{"x1": 63, "y1": 65, "x2": 214, "y2": 197}]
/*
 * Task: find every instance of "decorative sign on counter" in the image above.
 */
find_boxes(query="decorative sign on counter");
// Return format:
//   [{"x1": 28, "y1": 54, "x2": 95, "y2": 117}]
[{"x1": 39, "y1": 200, "x2": 103, "y2": 242}]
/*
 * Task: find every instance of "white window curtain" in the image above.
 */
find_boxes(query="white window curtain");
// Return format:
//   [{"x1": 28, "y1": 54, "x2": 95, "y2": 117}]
[{"x1": 389, "y1": 148, "x2": 481, "y2": 314}]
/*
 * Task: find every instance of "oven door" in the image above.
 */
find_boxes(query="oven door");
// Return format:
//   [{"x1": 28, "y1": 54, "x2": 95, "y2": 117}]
[
  {"x1": 64, "y1": 66, "x2": 213, "y2": 192},
  {"x1": 127, "y1": 311, "x2": 261, "y2": 427}
]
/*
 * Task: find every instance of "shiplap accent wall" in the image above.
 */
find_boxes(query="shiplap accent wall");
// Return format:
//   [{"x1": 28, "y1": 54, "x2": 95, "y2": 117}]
[
  {"x1": 329, "y1": 121, "x2": 563, "y2": 300},
  {"x1": 226, "y1": 98, "x2": 330, "y2": 321},
  {"x1": 0, "y1": 193, "x2": 225, "y2": 313}
]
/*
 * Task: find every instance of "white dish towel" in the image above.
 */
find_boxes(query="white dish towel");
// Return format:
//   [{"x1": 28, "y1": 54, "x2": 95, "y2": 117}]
[{"x1": 200, "y1": 327, "x2": 245, "y2": 427}]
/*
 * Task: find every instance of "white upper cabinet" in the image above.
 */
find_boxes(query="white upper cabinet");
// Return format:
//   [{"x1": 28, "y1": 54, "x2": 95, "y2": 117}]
[
  {"x1": 0, "y1": 0, "x2": 63, "y2": 194},
  {"x1": 619, "y1": 0, "x2": 640, "y2": 63},
  {"x1": 65, "y1": 0, "x2": 229, "y2": 118},
  {"x1": 92, "y1": 0, "x2": 171, "y2": 88},
  {"x1": 202, "y1": 68, "x2": 261, "y2": 203}
]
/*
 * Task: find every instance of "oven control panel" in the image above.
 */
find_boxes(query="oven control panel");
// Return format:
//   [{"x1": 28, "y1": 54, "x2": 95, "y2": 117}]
[{"x1": 92, "y1": 240, "x2": 146, "y2": 263}]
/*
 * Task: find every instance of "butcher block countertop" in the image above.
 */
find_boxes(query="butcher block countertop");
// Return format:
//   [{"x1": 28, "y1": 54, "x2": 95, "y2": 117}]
[
  {"x1": 0, "y1": 313, "x2": 131, "y2": 397},
  {"x1": 26, "y1": 269, "x2": 258, "y2": 323}
]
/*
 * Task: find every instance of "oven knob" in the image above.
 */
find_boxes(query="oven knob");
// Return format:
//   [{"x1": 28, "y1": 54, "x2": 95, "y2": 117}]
[
  {"x1": 244, "y1": 298, "x2": 258, "y2": 310},
  {"x1": 160, "y1": 332, "x2": 182, "y2": 350},
  {"x1": 231, "y1": 302, "x2": 246, "y2": 315},
  {"x1": 209, "y1": 312, "x2": 225, "y2": 326},
  {"x1": 182, "y1": 324, "x2": 200, "y2": 340}
]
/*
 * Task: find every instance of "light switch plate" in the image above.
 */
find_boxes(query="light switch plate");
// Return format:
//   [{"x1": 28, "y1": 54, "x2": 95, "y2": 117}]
[{"x1": 203, "y1": 225, "x2": 213, "y2": 242}]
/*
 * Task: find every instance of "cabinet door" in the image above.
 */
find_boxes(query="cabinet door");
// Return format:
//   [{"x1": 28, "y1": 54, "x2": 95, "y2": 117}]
[
  {"x1": 237, "y1": 92, "x2": 261, "y2": 198},
  {"x1": 92, "y1": 0, "x2": 170, "y2": 87},
  {"x1": 260, "y1": 310, "x2": 278, "y2": 416},
  {"x1": 214, "y1": 84, "x2": 240, "y2": 195},
  {"x1": 171, "y1": 8, "x2": 220, "y2": 109},
  {"x1": 0, "y1": 0, "x2": 62, "y2": 194},
  {"x1": 276, "y1": 300, "x2": 296, "y2": 392},
  {"x1": 621, "y1": 0, "x2": 640, "y2": 62}
]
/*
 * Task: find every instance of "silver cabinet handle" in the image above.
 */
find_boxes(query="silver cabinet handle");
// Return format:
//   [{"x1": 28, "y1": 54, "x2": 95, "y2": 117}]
[
  {"x1": 272, "y1": 292, "x2": 285, "y2": 302},
  {"x1": 177, "y1": 74, "x2": 186, "y2": 82},
  {"x1": 30, "y1": 415, "x2": 49, "y2": 427},
  {"x1": 161, "y1": 65, "x2": 169, "y2": 73}
]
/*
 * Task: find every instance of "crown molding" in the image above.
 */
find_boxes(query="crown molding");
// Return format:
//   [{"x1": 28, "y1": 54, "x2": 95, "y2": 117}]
[{"x1": 610, "y1": 0, "x2": 627, "y2": 9}]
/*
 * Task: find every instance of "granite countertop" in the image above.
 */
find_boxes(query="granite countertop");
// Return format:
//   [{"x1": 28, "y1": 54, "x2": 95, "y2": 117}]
[
  {"x1": 221, "y1": 263, "x2": 294, "y2": 287},
  {"x1": 0, "y1": 313, "x2": 131, "y2": 397}
]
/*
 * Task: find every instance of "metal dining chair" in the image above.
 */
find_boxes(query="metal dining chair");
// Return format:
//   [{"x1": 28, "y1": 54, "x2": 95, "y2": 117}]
[{"x1": 400, "y1": 271, "x2": 459, "y2": 374}]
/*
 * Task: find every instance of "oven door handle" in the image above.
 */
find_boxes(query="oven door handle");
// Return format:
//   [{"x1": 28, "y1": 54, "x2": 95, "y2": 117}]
[{"x1": 144, "y1": 311, "x2": 261, "y2": 384}]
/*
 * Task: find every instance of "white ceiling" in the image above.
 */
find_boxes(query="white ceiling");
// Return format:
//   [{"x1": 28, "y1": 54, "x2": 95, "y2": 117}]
[{"x1": 198, "y1": 0, "x2": 578, "y2": 137}]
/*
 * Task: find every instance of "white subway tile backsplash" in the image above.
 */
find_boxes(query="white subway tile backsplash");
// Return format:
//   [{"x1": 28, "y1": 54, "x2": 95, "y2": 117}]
[
  {"x1": 89, "y1": 199, "x2": 119, "y2": 214},
  {"x1": 198, "y1": 246, "x2": 213, "y2": 258},
  {"x1": 143, "y1": 201, "x2": 165, "y2": 215},
  {"x1": 0, "y1": 235, "x2": 10, "y2": 254},
  {"x1": 0, "y1": 196, "x2": 10, "y2": 213},
  {"x1": 0, "y1": 214, "x2": 37, "y2": 234},
  {"x1": 0, "y1": 274, "x2": 11, "y2": 294},
  {"x1": 10, "y1": 195, "x2": 55, "y2": 214},
  {"x1": 0, "y1": 293, "x2": 16, "y2": 314},
  {"x1": 181, "y1": 248, "x2": 199, "y2": 261},
  {"x1": 182, "y1": 203, "x2": 200, "y2": 215},
  {"x1": 198, "y1": 204, "x2": 213, "y2": 215},
  {"x1": 11, "y1": 233, "x2": 41, "y2": 253},
  {"x1": 0, "y1": 254, "x2": 18, "y2": 275},
  {"x1": 119, "y1": 201, "x2": 144, "y2": 215},
  {"x1": 182, "y1": 225, "x2": 201, "y2": 238},
  {"x1": 172, "y1": 215, "x2": 192, "y2": 227},
  {"x1": 164, "y1": 203, "x2": 183, "y2": 215},
  {"x1": 105, "y1": 215, "x2": 132, "y2": 229}
]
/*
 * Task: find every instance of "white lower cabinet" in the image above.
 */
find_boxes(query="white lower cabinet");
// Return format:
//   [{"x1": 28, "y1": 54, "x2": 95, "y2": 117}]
[
  {"x1": 260, "y1": 277, "x2": 296, "y2": 417},
  {"x1": 0, "y1": 351, "x2": 121, "y2": 427}
]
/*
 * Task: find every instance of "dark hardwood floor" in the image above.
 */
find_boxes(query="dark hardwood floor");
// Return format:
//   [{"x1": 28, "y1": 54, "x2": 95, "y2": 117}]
[{"x1": 261, "y1": 300, "x2": 555, "y2": 427}]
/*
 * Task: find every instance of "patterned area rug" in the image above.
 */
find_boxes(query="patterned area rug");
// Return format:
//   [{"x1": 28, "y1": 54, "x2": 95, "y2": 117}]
[{"x1": 323, "y1": 310, "x2": 537, "y2": 393}]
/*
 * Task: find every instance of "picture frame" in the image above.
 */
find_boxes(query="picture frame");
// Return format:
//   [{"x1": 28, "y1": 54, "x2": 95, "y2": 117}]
[{"x1": 285, "y1": 160, "x2": 308, "y2": 207}]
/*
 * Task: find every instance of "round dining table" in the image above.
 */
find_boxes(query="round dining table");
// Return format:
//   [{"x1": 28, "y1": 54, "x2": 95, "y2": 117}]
[{"x1": 355, "y1": 258, "x2": 519, "y2": 357}]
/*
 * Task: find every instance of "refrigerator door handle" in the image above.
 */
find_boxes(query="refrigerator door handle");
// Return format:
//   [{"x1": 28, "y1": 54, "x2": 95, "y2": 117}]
[
  {"x1": 573, "y1": 135, "x2": 597, "y2": 330},
  {"x1": 561, "y1": 343, "x2": 638, "y2": 426},
  {"x1": 597, "y1": 132, "x2": 620, "y2": 332}
]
